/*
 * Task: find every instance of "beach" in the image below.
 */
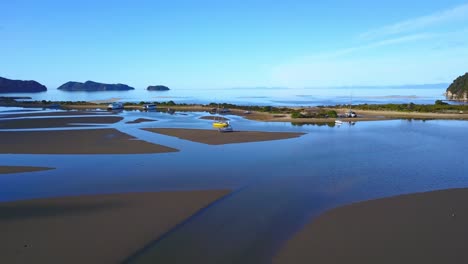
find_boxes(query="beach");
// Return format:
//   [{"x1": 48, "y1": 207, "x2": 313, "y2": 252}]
[
  {"x1": 125, "y1": 118, "x2": 157, "y2": 124},
  {"x1": 142, "y1": 128, "x2": 305, "y2": 145},
  {"x1": 0, "y1": 129, "x2": 178, "y2": 154},
  {"x1": 0, "y1": 190, "x2": 230, "y2": 264},
  {"x1": 0, "y1": 116, "x2": 122, "y2": 129},
  {"x1": 274, "y1": 188, "x2": 468, "y2": 264},
  {"x1": 0, "y1": 166, "x2": 54, "y2": 174}
]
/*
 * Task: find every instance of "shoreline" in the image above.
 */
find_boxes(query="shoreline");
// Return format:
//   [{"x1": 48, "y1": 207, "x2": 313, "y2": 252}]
[
  {"x1": 1, "y1": 100, "x2": 467, "y2": 123},
  {"x1": 274, "y1": 188, "x2": 468, "y2": 264}
]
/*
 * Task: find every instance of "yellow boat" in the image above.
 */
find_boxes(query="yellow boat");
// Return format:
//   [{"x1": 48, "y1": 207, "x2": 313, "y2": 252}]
[{"x1": 213, "y1": 121, "x2": 228, "y2": 128}]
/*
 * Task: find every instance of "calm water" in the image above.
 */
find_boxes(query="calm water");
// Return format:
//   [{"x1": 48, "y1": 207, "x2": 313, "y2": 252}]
[
  {"x1": 1, "y1": 109, "x2": 467, "y2": 263},
  {"x1": 4, "y1": 85, "x2": 449, "y2": 106}
]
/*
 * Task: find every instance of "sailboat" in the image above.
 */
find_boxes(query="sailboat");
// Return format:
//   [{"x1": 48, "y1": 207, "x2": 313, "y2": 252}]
[
  {"x1": 212, "y1": 104, "x2": 229, "y2": 128},
  {"x1": 345, "y1": 93, "x2": 357, "y2": 118}
]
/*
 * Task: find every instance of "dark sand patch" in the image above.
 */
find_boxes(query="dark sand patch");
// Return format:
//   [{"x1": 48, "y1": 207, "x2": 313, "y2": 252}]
[
  {"x1": 0, "y1": 190, "x2": 230, "y2": 264},
  {"x1": 199, "y1": 116, "x2": 229, "y2": 121},
  {"x1": 274, "y1": 188, "x2": 468, "y2": 264},
  {"x1": 0, "y1": 111, "x2": 110, "y2": 118},
  {"x1": 0, "y1": 128, "x2": 178, "y2": 154},
  {"x1": 0, "y1": 166, "x2": 54, "y2": 175},
  {"x1": 142, "y1": 128, "x2": 305, "y2": 145},
  {"x1": 0, "y1": 116, "x2": 123, "y2": 129},
  {"x1": 126, "y1": 118, "x2": 157, "y2": 124}
]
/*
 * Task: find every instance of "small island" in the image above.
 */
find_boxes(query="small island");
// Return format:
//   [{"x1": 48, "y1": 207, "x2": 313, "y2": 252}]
[
  {"x1": 147, "y1": 85, "x2": 170, "y2": 91},
  {"x1": 57, "y1": 81, "x2": 135, "y2": 91},
  {"x1": 446, "y1": 73, "x2": 468, "y2": 101},
  {"x1": 0, "y1": 76, "x2": 47, "y2": 93}
]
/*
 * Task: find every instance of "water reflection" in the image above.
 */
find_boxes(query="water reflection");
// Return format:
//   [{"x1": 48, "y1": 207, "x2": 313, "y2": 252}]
[{"x1": 1, "y1": 114, "x2": 467, "y2": 263}]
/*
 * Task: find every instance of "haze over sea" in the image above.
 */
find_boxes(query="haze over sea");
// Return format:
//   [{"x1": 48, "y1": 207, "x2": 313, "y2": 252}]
[{"x1": 5, "y1": 84, "x2": 449, "y2": 106}]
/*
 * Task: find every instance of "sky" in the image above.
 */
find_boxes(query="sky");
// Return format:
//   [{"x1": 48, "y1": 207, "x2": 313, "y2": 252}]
[{"x1": 1, "y1": 0, "x2": 468, "y2": 89}]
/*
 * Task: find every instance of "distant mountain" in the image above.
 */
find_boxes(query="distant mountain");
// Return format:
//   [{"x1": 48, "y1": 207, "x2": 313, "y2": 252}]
[
  {"x1": 0, "y1": 76, "x2": 47, "y2": 93},
  {"x1": 446, "y1": 73, "x2": 468, "y2": 101},
  {"x1": 57, "y1": 81, "x2": 135, "y2": 91},
  {"x1": 147, "y1": 85, "x2": 170, "y2": 91}
]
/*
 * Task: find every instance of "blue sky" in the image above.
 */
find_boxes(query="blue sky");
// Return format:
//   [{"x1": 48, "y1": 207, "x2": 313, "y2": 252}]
[{"x1": 1, "y1": 0, "x2": 468, "y2": 88}]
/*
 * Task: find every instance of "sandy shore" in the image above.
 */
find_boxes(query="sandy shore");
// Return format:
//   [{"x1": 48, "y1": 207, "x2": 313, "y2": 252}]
[
  {"x1": 0, "y1": 110, "x2": 110, "y2": 118},
  {"x1": 0, "y1": 128, "x2": 178, "y2": 154},
  {"x1": 0, "y1": 116, "x2": 123, "y2": 129},
  {"x1": 143, "y1": 128, "x2": 305, "y2": 145},
  {"x1": 0, "y1": 166, "x2": 54, "y2": 174},
  {"x1": 199, "y1": 115, "x2": 230, "y2": 121},
  {"x1": 274, "y1": 188, "x2": 468, "y2": 264},
  {"x1": 0, "y1": 190, "x2": 230, "y2": 264},
  {"x1": 126, "y1": 118, "x2": 157, "y2": 124}
]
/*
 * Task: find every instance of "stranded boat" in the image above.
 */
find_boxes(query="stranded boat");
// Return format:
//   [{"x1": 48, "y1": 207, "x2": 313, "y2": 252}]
[
  {"x1": 107, "y1": 102, "x2": 124, "y2": 110},
  {"x1": 142, "y1": 104, "x2": 156, "y2": 110}
]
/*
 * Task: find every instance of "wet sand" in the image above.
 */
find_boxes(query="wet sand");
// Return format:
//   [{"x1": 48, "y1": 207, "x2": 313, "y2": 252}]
[
  {"x1": 199, "y1": 116, "x2": 230, "y2": 121},
  {"x1": 274, "y1": 188, "x2": 468, "y2": 264},
  {"x1": 0, "y1": 166, "x2": 54, "y2": 174},
  {"x1": 0, "y1": 111, "x2": 110, "y2": 118},
  {"x1": 126, "y1": 118, "x2": 157, "y2": 124},
  {"x1": 142, "y1": 128, "x2": 305, "y2": 145},
  {"x1": 0, "y1": 190, "x2": 230, "y2": 264},
  {"x1": 0, "y1": 128, "x2": 178, "y2": 154},
  {"x1": 0, "y1": 116, "x2": 123, "y2": 129}
]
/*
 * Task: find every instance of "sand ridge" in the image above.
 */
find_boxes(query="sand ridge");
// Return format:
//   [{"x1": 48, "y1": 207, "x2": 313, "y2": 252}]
[
  {"x1": 0, "y1": 190, "x2": 230, "y2": 264},
  {"x1": 274, "y1": 188, "x2": 468, "y2": 264},
  {"x1": 0, "y1": 116, "x2": 123, "y2": 129},
  {"x1": 0, "y1": 128, "x2": 178, "y2": 154},
  {"x1": 0, "y1": 166, "x2": 54, "y2": 174},
  {"x1": 142, "y1": 127, "x2": 305, "y2": 145}
]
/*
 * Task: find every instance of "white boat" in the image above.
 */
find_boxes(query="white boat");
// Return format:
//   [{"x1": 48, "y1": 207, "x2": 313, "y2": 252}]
[
  {"x1": 335, "y1": 120, "x2": 343, "y2": 125},
  {"x1": 218, "y1": 125, "x2": 233, "y2": 132},
  {"x1": 107, "y1": 102, "x2": 124, "y2": 110},
  {"x1": 142, "y1": 104, "x2": 156, "y2": 110}
]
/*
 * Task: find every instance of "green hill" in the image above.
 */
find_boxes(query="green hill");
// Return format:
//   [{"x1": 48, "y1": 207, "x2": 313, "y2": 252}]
[
  {"x1": 58, "y1": 81, "x2": 135, "y2": 91},
  {"x1": 446, "y1": 73, "x2": 468, "y2": 101}
]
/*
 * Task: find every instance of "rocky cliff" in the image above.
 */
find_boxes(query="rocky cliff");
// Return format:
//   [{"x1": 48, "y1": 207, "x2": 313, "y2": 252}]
[{"x1": 446, "y1": 73, "x2": 468, "y2": 101}]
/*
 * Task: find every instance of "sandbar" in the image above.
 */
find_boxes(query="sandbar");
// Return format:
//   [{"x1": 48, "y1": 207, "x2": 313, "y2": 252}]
[
  {"x1": 0, "y1": 190, "x2": 230, "y2": 264},
  {"x1": 199, "y1": 116, "x2": 229, "y2": 121},
  {"x1": 126, "y1": 118, "x2": 157, "y2": 124},
  {"x1": 143, "y1": 128, "x2": 305, "y2": 145},
  {"x1": 274, "y1": 188, "x2": 468, "y2": 264},
  {"x1": 0, "y1": 111, "x2": 110, "y2": 118},
  {"x1": 0, "y1": 116, "x2": 123, "y2": 129},
  {"x1": 0, "y1": 128, "x2": 178, "y2": 154},
  {"x1": 0, "y1": 166, "x2": 54, "y2": 174}
]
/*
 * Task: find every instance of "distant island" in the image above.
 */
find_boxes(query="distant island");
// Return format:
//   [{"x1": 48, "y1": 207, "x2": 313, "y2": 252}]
[
  {"x1": 57, "y1": 81, "x2": 135, "y2": 91},
  {"x1": 446, "y1": 73, "x2": 468, "y2": 101},
  {"x1": 147, "y1": 85, "x2": 170, "y2": 91},
  {"x1": 0, "y1": 76, "x2": 47, "y2": 93}
]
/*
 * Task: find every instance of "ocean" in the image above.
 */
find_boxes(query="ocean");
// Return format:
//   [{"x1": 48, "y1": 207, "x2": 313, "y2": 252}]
[{"x1": 3, "y1": 84, "x2": 451, "y2": 106}]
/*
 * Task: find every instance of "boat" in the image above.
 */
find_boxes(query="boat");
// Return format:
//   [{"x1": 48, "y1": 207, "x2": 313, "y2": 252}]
[
  {"x1": 213, "y1": 119, "x2": 229, "y2": 128},
  {"x1": 212, "y1": 104, "x2": 229, "y2": 128},
  {"x1": 335, "y1": 120, "x2": 343, "y2": 125},
  {"x1": 344, "y1": 93, "x2": 357, "y2": 118},
  {"x1": 218, "y1": 124, "x2": 233, "y2": 132},
  {"x1": 142, "y1": 104, "x2": 156, "y2": 110},
  {"x1": 107, "y1": 102, "x2": 124, "y2": 110}
]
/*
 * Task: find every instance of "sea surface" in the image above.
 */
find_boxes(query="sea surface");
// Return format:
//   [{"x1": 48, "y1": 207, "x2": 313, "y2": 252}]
[
  {"x1": 1, "y1": 108, "x2": 467, "y2": 263},
  {"x1": 4, "y1": 84, "x2": 452, "y2": 106}
]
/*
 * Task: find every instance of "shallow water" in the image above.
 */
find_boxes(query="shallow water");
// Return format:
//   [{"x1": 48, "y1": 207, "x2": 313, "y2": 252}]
[{"x1": 1, "y1": 110, "x2": 467, "y2": 263}]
